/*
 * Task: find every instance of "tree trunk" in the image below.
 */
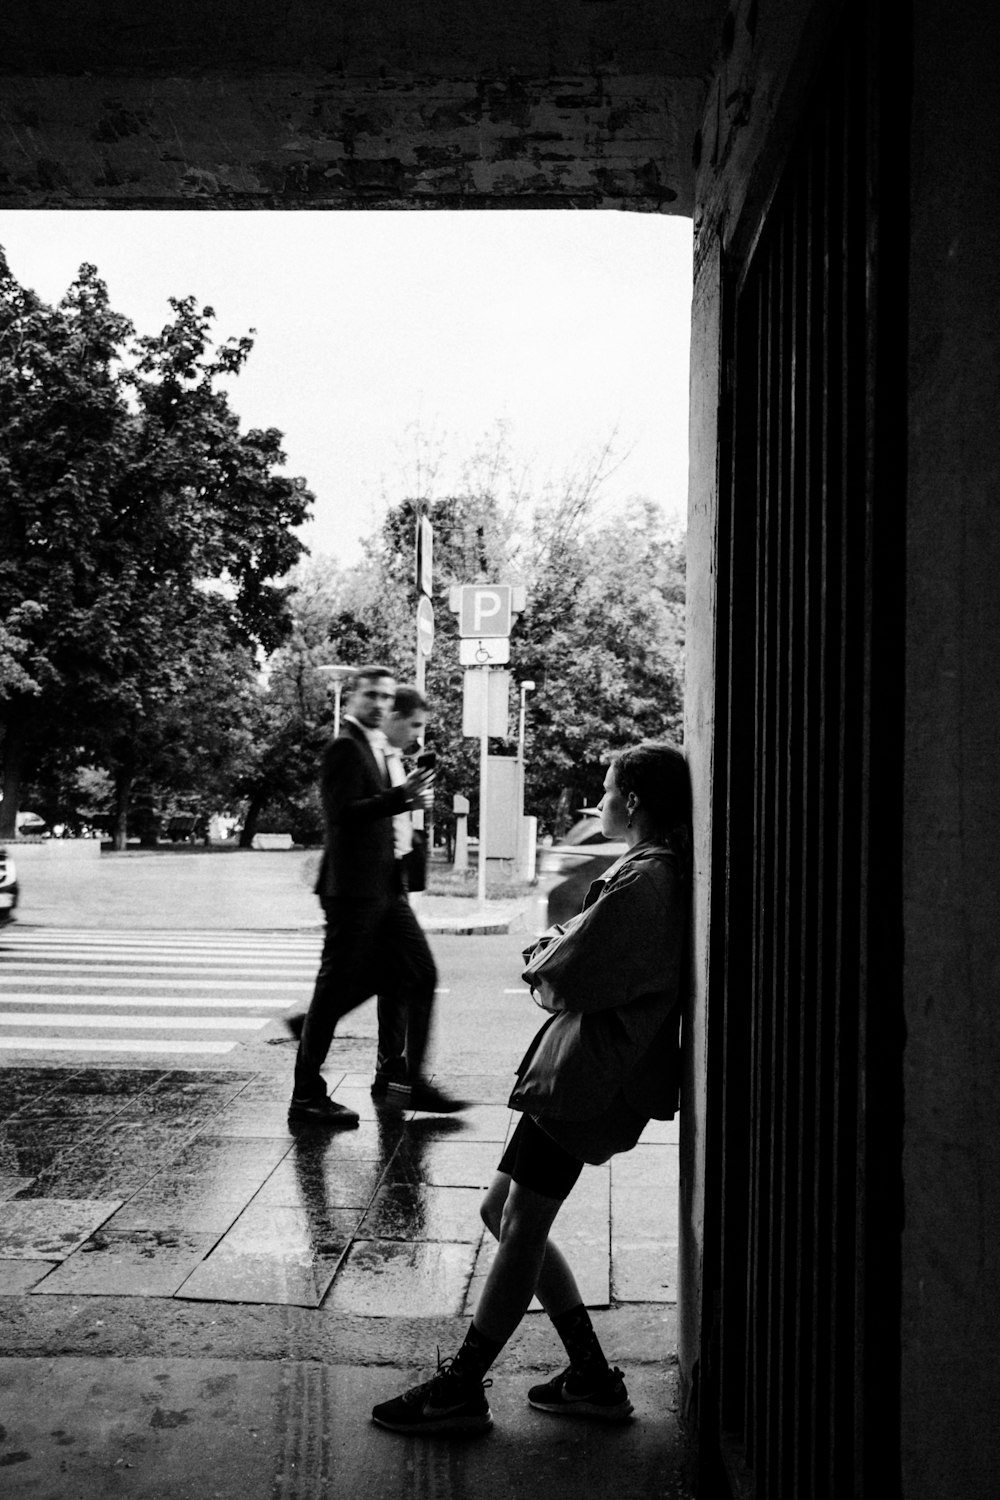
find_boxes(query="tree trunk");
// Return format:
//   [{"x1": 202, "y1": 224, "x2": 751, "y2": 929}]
[
  {"x1": 238, "y1": 788, "x2": 268, "y2": 848},
  {"x1": 112, "y1": 767, "x2": 132, "y2": 851},
  {"x1": 0, "y1": 722, "x2": 27, "y2": 839}
]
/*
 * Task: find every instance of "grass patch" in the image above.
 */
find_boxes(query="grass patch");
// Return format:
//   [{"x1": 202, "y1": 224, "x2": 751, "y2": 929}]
[{"x1": 427, "y1": 862, "x2": 535, "y2": 901}]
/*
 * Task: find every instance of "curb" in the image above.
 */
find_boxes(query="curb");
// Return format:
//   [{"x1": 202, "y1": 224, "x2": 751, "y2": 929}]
[{"x1": 419, "y1": 909, "x2": 514, "y2": 935}]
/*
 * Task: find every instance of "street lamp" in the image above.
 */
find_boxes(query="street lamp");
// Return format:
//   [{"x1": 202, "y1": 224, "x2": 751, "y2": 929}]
[
  {"x1": 517, "y1": 680, "x2": 536, "y2": 774},
  {"x1": 516, "y1": 681, "x2": 536, "y2": 880},
  {"x1": 316, "y1": 664, "x2": 353, "y2": 736}
]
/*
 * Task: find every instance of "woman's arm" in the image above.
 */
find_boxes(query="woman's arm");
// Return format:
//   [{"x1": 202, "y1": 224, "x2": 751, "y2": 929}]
[{"x1": 522, "y1": 857, "x2": 685, "y2": 1013}]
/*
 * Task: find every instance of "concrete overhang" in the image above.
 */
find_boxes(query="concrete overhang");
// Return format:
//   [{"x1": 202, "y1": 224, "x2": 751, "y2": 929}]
[{"x1": 1, "y1": 1, "x2": 724, "y2": 213}]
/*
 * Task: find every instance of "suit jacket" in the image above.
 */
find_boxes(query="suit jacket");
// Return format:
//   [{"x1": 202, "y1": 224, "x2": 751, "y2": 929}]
[{"x1": 314, "y1": 721, "x2": 412, "y2": 904}]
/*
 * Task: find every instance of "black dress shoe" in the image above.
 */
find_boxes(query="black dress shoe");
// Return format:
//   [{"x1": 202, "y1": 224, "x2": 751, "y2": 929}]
[
  {"x1": 287, "y1": 1097, "x2": 360, "y2": 1128},
  {"x1": 371, "y1": 1072, "x2": 406, "y2": 1100},
  {"x1": 387, "y1": 1080, "x2": 467, "y2": 1113},
  {"x1": 285, "y1": 1013, "x2": 304, "y2": 1041}
]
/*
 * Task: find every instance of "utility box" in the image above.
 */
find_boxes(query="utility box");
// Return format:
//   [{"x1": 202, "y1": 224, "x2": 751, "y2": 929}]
[{"x1": 485, "y1": 755, "x2": 518, "y2": 859}]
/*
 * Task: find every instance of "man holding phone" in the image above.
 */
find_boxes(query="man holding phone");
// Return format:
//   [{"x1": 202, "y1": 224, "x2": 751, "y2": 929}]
[
  {"x1": 374, "y1": 686, "x2": 442, "y2": 1100},
  {"x1": 289, "y1": 668, "x2": 464, "y2": 1126}
]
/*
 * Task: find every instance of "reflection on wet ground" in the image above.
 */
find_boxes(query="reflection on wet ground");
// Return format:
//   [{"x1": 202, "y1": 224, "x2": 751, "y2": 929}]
[{"x1": 0, "y1": 1065, "x2": 678, "y2": 1313}]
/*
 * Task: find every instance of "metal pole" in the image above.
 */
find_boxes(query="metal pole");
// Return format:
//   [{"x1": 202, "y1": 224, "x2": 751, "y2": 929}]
[
  {"x1": 478, "y1": 666, "x2": 489, "y2": 907},
  {"x1": 334, "y1": 681, "x2": 343, "y2": 737},
  {"x1": 515, "y1": 680, "x2": 534, "y2": 879}
]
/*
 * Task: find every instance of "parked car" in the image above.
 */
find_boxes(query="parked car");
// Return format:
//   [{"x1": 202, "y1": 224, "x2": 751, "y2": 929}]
[
  {"x1": 532, "y1": 810, "x2": 627, "y2": 931},
  {"x1": 0, "y1": 846, "x2": 19, "y2": 927}
]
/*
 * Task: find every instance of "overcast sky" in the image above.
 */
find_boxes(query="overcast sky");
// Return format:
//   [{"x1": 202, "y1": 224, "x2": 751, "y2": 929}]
[{"x1": 0, "y1": 209, "x2": 692, "y2": 566}]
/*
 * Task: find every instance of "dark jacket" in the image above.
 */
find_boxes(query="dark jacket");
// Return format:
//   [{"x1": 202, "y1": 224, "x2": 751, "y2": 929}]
[
  {"x1": 509, "y1": 841, "x2": 686, "y2": 1163},
  {"x1": 314, "y1": 720, "x2": 412, "y2": 903}
]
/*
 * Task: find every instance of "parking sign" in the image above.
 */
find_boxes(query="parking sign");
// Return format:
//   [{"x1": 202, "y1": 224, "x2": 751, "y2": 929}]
[{"x1": 458, "y1": 584, "x2": 512, "y2": 637}]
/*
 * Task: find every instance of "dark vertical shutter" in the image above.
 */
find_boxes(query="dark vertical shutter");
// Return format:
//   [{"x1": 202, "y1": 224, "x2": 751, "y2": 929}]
[{"x1": 700, "y1": 8, "x2": 906, "y2": 1496}]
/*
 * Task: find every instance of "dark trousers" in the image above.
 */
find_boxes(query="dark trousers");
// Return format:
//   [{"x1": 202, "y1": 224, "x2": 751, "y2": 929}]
[
  {"x1": 375, "y1": 991, "x2": 409, "y2": 1082},
  {"x1": 293, "y1": 892, "x2": 437, "y2": 1102}
]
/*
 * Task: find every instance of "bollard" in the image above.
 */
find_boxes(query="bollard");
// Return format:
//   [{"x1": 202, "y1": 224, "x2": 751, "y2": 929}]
[{"x1": 453, "y1": 793, "x2": 470, "y2": 872}]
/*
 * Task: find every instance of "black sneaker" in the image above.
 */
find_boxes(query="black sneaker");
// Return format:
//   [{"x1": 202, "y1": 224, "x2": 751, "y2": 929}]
[
  {"x1": 371, "y1": 1357, "x2": 493, "y2": 1435},
  {"x1": 387, "y1": 1080, "x2": 466, "y2": 1113},
  {"x1": 527, "y1": 1365, "x2": 633, "y2": 1421}
]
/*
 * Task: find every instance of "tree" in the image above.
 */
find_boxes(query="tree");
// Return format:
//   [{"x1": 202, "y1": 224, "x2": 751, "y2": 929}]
[
  {"x1": 514, "y1": 498, "x2": 685, "y2": 831},
  {"x1": 0, "y1": 253, "x2": 313, "y2": 839},
  {"x1": 0, "y1": 603, "x2": 40, "y2": 703},
  {"x1": 311, "y1": 434, "x2": 685, "y2": 840},
  {"x1": 231, "y1": 632, "x2": 335, "y2": 848}
]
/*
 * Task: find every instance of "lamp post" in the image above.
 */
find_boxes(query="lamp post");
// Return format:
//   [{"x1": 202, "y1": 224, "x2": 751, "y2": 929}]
[
  {"x1": 516, "y1": 680, "x2": 536, "y2": 880},
  {"x1": 316, "y1": 664, "x2": 353, "y2": 736},
  {"x1": 517, "y1": 680, "x2": 536, "y2": 775}
]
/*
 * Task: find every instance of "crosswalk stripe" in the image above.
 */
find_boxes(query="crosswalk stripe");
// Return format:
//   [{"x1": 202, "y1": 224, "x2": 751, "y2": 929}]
[
  {"x1": 1, "y1": 975, "x2": 447, "y2": 995},
  {"x1": 6, "y1": 928, "x2": 318, "y2": 940},
  {"x1": 0, "y1": 1038, "x2": 237, "y2": 1054},
  {"x1": 1, "y1": 973, "x2": 309, "y2": 991},
  {"x1": 0, "y1": 930, "x2": 448, "y2": 1057},
  {"x1": 2, "y1": 943, "x2": 319, "y2": 962},
  {"x1": 0, "y1": 1013, "x2": 269, "y2": 1031},
  {"x1": 0, "y1": 936, "x2": 320, "y2": 948},
  {"x1": 0, "y1": 992, "x2": 289, "y2": 1010},
  {"x1": 0, "y1": 954, "x2": 319, "y2": 966}
]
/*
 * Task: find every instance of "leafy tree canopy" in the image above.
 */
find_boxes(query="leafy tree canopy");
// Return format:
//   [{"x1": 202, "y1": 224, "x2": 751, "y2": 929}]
[
  {"x1": 0, "y1": 250, "x2": 313, "y2": 838},
  {"x1": 287, "y1": 429, "x2": 686, "y2": 836}
]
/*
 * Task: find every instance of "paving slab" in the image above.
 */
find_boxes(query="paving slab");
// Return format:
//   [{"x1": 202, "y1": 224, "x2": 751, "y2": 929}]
[
  {"x1": 359, "y1": 1182, "x2": 485, "y2": 1242},
  {"x1": 105, "y1": 1178, "x2": 257, "y2": 1234},
  {"x1": 0, "y1": 1257, "x2": 58, "y2": 1293},
  {"x1": 324, "y1": 1238, "x2": 479, "y2": 1317},
  {"x1": 33, "y1": 1228, "x2": 219, "y2": 1298},
  {"x1": 0, "y1": 1198, "x2": 122, "y2": 1259},
  {"x1": 253, "y1": 1154, "x2": 387, "y2": 1210}
]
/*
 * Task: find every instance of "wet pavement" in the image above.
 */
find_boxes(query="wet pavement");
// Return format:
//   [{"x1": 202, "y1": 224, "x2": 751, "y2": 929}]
[
  {"x1": 0, "y1": 1063, "x2": 678, "y2": 1313},
  {"x1": 0, "y1": 1056, "x2": 691, "y2": 1497},
  {"x1": 0, "y1": 853, "x2": 693, "y2": 1496}
]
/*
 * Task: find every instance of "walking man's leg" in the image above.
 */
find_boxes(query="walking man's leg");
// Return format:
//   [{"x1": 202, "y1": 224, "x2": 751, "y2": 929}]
[
  {"x1": 380, "y1": 896, "x2": 464, "y2": 1113},
  {"x1": 372, "y1": 991, "x2": 408, "y2": 1097},
  {"x1": 289, "y1": 898, "x2": 384, "y2": 1127}
]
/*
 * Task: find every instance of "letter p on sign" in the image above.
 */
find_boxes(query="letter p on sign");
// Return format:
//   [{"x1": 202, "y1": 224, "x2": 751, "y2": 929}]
[{"x1": 459, "y1": 584, "x2": 512, "y2": 638}]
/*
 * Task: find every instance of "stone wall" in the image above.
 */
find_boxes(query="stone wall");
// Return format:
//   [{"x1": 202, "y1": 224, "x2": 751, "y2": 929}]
[{"x1": 900, "y1": 1, "x2": 1000, "y2": 1493}]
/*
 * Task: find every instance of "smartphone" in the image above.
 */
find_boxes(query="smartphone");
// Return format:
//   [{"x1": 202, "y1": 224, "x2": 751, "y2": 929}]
[{"x1": 416, "y1": 750, "x2": 437, "y2": 771}]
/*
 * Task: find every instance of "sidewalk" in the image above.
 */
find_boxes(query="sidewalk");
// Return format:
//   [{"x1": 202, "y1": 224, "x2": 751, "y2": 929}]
[
  {"x1": 0, "y1": 854, "x2": 694, "y2": 1496},
  {"x1": 0, "y1": 1063, "x2": 692, "y2": 1497}
]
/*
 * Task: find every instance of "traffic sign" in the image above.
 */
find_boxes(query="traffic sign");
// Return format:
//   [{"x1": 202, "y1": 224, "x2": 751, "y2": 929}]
[
  {"x1": 459, "y1": 636, "x2": 510, "y2": 666},
  {"x1": 416, "y1": 514, "x2": 433, "y2": 597},
  {"x1": 462, "y1": 669, "x2": 511, "y2": 737},
  {"x1": 416, "y1": 596, "x2": 435, "y2": 657},
  {"x1": 457, "y1": 584, "x2": 512, "y2": 637}
]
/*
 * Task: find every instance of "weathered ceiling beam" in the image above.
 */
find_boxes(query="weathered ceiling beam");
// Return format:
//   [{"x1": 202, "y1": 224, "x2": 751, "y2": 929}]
[{"x1": 0, "y1": 1, "x2": 723, "y2": 211}]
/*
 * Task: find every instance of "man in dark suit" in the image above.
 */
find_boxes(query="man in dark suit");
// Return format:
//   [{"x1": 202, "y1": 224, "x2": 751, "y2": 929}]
[
  {"x1": 289, "y1": 664, "x2": 463, "y2": 1126},
  {"x1": 372, "y1": 683, "x2": 431, "y2": 1098}
]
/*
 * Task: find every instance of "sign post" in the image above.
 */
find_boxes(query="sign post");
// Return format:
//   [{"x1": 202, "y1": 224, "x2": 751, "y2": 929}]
[
  {"x1": 413, "y1": 514, "x2": 434, "y2": 858},
  {"x1": 453, "y1": 582, "x2": 525, "y2": 906},
  {"x1": 414, "y1": 514, "x2": 434, "y2": 696},
  {"x1": 477, "y1": 667, "x2": 489, "y2": 906}
]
